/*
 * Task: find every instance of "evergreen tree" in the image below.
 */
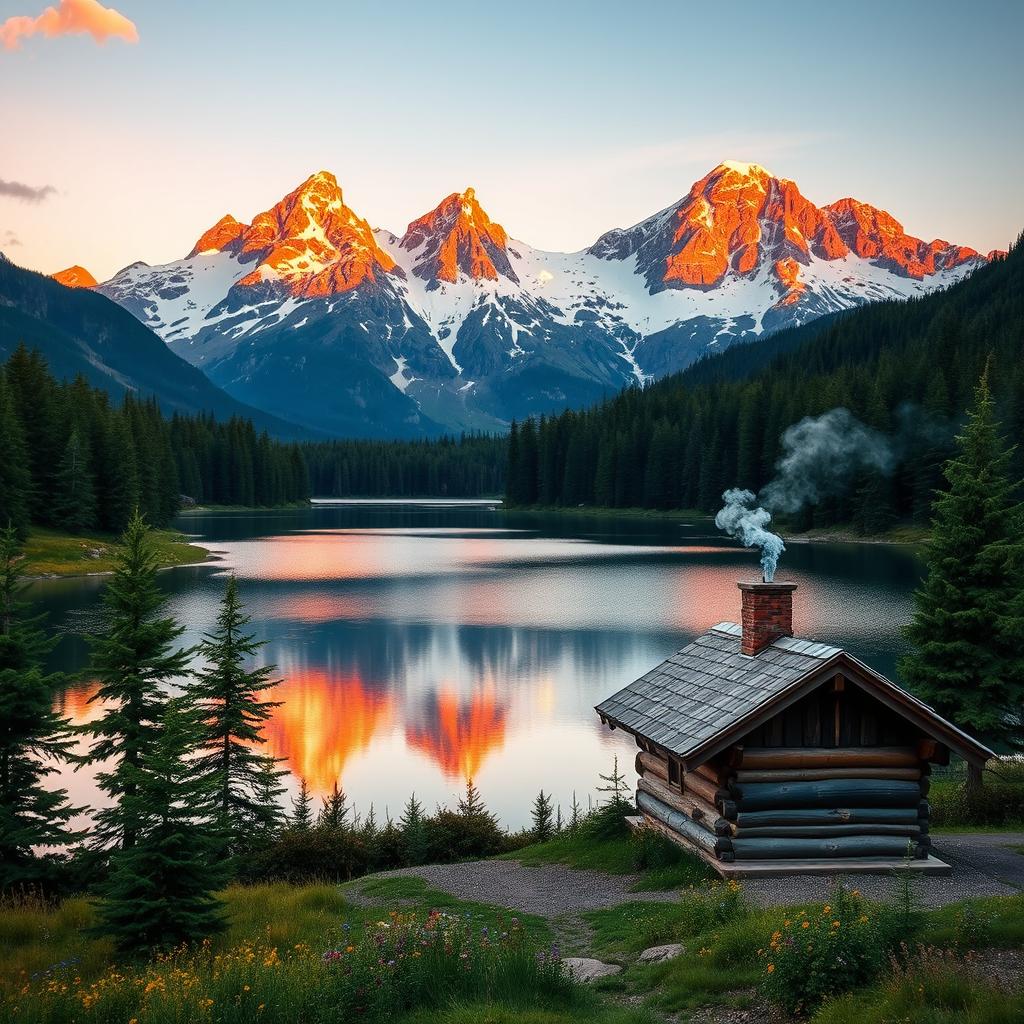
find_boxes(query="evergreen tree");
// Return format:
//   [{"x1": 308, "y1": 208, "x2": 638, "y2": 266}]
[
  {"x1": 530, "y1": 789, "x2": 554, "y2": 843},
  {"x1": 596, "y1": 755, "x2": 630, "y2": 808},
  {"x1": 91, "y1": 698, "x2": 227, "y2": 953},
  {"x1": 899, "y1": 371, "x2": 1024, "y2": 746},
  {"x1": 399, "y1": 793, "x2": 427, "y2": 866},
  {"x1": 251, "y1": 755, "x2": 288, "y2": 843},
  {"x1": 188, "y1": 576, "x2": 283, "y2": 855},
  {"x1": 290, "y1": 779, "x2": 313, "y2": 830},
  {"x1": 52, "y1": 429, "x2": 96, "y2": 533},
  {"x1": 319, "y1": 780, "x2": 348, "y2": 831},
  {"x1": 85, "y1": 512, "x2": 193, "y2": 850},
  {"x1": 0, "y1": 526, "x2": 81, "y2": 889},
  {"x1": 0, "y1": 372, "x2": 31, "y2": 537}
]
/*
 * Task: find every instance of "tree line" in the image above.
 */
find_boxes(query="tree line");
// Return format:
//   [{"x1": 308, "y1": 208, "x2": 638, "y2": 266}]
[
  {"x1": 505, "y1": 238, "x2": 1024, "y2": 534},
  {"x1": 0, "y1": 346, "x2": 311, "y2": 538}
]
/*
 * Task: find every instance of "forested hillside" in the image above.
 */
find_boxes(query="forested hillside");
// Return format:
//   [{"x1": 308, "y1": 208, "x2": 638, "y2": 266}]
[
  {"x1": 506, "y1": 235, "x2": 1024, "y2": 531},
  {"x1": 0, "y1": 347, "x2": 310, "y2": 537},
  {"x1": 304, "y1": 435, "x2": 505, "y2": 498}
]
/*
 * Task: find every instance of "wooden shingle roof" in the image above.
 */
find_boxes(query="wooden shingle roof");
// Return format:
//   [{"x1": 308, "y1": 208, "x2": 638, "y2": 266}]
[{"x1": 595, "y1": 622, "x2": 994, "y2": 768}]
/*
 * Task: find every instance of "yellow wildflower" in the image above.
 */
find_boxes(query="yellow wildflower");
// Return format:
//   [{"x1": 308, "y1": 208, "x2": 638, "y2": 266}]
[
  {"x1": 767, "y1": 964, "x2": 775, "y2": 973},
  {"x1": 832, "y1": 920, "x2": 841, "y2": 928},
  {"x1": 801, "y1": 920, "x2": 810, "y2": 929}
]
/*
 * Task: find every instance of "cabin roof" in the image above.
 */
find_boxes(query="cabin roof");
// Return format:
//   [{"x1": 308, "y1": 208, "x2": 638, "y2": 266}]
[{"x1": 595, "y1": 622, "x2": 994, "y2": 768}]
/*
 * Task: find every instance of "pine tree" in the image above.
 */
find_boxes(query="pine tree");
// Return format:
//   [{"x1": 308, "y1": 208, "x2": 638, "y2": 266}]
[
  {"x1": 458, "y1": 778, "x2": 496, "y2": 825},
  {"x1": 91, "y1": 699, "x2": 226, "y2": 952},
  {"x1": 0, "y1": 372, "x2": 31, "y2": 537},
  {"x1": 52, "y1": 428, "x2": 97, "y2": 533},
  {"x1": 188, "y1": 576, "x2": 283, "y2": 856},
  {"x1": 251, "y1": 755, "x2": 288, "y2": 843},
  {"x1": 85, "y1": 512, "x2": 193, "y2": 850},
  {"x1": 596, "y1": 755, "x2": 630, "y2": 808},
  {"x1": 899, "y1": 371, "x2": 1024, "y2": 746},
  {"x1": 569, "y1": 791, "x2": 582, "y2": 832},
  {"x1": 530, "y1": 789, "x2": 554, "y2": 843},
  {"x1": 0, "y1": 526, "x2": 81, "y2": 889},
  {"x1": 399, "y1": 793, "x2": 427, "y2": 866},
  {"x1": 290, "y1": 779, "x2": 313, "y2": 830},
  {"x1": 319, "y1": 781, "x2": 348, "y2": 831}
]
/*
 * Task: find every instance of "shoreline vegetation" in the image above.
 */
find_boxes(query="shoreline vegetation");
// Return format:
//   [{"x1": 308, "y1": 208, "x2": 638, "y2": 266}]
[{"x1": 20, "y1": 527, "x2": 212, "y2": 578}]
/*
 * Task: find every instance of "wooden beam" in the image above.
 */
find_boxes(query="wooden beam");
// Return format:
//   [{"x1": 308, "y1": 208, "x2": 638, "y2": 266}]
[
  {"x1": 682, "y1": 770, "x2": 730, "y2": 808},
  {"x1": 732, "y1": 747, "x2": 920, "y2": 770},
  {"x1": 735, "y1": 767, "x2": 923, "y2": 783},
  {"x1": 636, "y1": 751, "x2": 669, "y2": 782},
  {"x1": 637, "y1": 791, "x2": 733, "y2": 857},
  {"x1": 637, "y1": 779, "x2": 732, "y2": 836}
]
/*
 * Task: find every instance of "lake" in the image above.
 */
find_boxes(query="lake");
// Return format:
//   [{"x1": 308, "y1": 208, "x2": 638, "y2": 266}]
[{"x1": 33, "y1": 502, "x2": 925, "y2": 829}]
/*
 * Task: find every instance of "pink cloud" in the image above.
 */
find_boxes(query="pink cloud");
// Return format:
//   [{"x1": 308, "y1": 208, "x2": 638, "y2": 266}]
[{"x1": 1, "y1": 0, "x2": 138, "y2": 51}]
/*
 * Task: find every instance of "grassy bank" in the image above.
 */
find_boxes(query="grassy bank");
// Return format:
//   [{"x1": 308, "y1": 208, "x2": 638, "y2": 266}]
[
  {"x1": 5, "y1": 876, "x2": 1022, "y2": 1024},
  {"x1": 20, "y1": 527, "x2": 211, "y2": 578}
]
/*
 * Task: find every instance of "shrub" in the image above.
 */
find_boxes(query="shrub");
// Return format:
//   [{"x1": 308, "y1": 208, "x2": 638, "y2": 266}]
[
  {"x1": 579, "y1": 802, "x2": 632, "y2": 842},
  {"x1": 238, "y1": 826, "x2": 370, "y2": 883},
  {"x1": 930, "y1": 758, "x2": 1024, "y2": 828},
  {"x1": 758, "y1": 886, "x2": 891, "y2": 1014}
]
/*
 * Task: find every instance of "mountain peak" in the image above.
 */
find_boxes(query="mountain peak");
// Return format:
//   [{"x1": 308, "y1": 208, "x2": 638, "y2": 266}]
[
  {"x1": 52, "y1": 265, "x2": 98, "y2": 288},
  {"x1": 716, "y1": 160, "x2": 773, "y2": 178},
  {"x1": 400, "y1": 188, "x2": 518, "y2": 285}
]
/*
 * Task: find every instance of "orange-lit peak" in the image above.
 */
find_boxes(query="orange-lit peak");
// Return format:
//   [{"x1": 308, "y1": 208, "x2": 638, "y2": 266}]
[
  {"x1": 823, "y1": 197, "x2": 981, "y2": 279},
  {"x1": 185, "y1": 170, "x2": 397, "y2": 297},
  {"x1": 52, "y1": 265, "x2": 98, "y2": 288},
  {"x1": 401, "y1": 188, "x2": 518, "y2": 285}
]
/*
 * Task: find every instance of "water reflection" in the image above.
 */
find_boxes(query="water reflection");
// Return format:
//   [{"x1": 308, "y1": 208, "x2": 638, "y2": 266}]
[{"x1": 33, "y1": 504, "x2": 923, "y2": 827}]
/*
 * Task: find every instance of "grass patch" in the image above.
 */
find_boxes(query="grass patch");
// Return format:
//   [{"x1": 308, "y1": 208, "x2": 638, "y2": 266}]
[
  {"x1": 401, "y1": 1000, "x2": 660, "y2": 1024},
  {"x1": 919, "y1": 894, "x2": 1024, "y2": 949},
  {"x1": 510, "y1": 833, "x2": 637, "y2": 875},
  {"x1": 509, "y1": 827, "x2": 712, "y2": 892},
  {"x1": 20, "y1": 527, "x2": 208, "y2": 577},
  {"x1": 812, "y1": 955, "x2": 1024, "y2": 1024}
]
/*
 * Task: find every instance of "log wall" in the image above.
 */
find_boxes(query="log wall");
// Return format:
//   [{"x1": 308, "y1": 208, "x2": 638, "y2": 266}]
[{"x1": 632, "y1": 735, "x2": 933, "y2": 863}]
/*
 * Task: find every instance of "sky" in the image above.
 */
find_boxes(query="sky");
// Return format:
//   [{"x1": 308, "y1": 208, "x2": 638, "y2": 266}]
[{"x1": 2, "y1": 0, "x2": 1023, "y2": 281}]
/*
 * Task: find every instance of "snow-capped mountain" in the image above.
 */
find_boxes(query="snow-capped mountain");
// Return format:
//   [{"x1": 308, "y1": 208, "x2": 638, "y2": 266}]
[{"x1": 94, "y1": 162, "x2": 994, "y2": 437}]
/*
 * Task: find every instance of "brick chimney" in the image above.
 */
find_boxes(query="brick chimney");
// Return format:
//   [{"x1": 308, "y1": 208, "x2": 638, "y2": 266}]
[{"x1": 738, "y1": 581, "x2": 797, "y2": 656}]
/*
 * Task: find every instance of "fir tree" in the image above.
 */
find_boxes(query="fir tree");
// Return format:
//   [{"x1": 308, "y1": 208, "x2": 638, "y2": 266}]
[
  {"x1": 251, "y1": 755, "x2": 288, "y2": 842},
  {"x1": 530, "y1": 789, "x2": 554, "y2": 843},
  {"x1": 399, "y1": 793, "x2": 427, "y2": 866},
  {"x1": 0, "y1": 526, "x2": 81, "y2": 888},
  {"x1": 0, "y1": 372, "x2": 31, "y2": 537},
  {"x1": 188, "y1": 576, "x2": 283, "y2": 855},
  {"x1": 52, "y1": 428, "x2": 97, "y2": 533},
  {"x1": 85, "y1": 512, "x2": 193, "y2": 850},
  {"x1": 458, "y1": 779, "x2": 497, "y2": 826},
  {"x1": 91, "y1": 698, "x2": 226, "y2": 952},
  {"x1": 900, "y1": 370, "x2": 1024, "y2": 746},
  {"x1": 596, "y1": 755, "x2": 630, "y2": 808},
  {"x1": 569, "y1": 791, "x2": 582, "y2": 832},
  {"x1": 319, "y1": 781, "x2": 348, "y2": 831},
  {"x1": 290, "y1": 779, "x2": 313, "y2": 830}
]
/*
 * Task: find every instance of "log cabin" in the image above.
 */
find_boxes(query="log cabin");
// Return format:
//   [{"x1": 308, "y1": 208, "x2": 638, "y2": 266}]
[{"x1": 595, "y1": 581, "x2": 993, "y2": 876}]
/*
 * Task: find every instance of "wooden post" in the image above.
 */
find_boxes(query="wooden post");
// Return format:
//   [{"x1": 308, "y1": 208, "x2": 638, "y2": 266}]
[{"x1": 966, "y1": 762, "x2": 984, "y2": 791}]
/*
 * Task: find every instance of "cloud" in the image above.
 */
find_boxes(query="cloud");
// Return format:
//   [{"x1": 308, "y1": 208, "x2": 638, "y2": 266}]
[
  {"x1": 3, "y1": 230, "x2": 21, "y2": 247},
  {"x1": 1, "y1": 0, "x2": 138, "y2": 51},
  {"x1": 0, "y1": 177, "x2": 57, "y2": 202}
]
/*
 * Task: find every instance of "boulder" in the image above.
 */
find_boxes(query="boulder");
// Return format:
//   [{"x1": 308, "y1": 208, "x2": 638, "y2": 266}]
[
  {"x1": 638, "y1": 942, "x2": 685, "y2": 963},
  {"x1": 561, "y1": 957, "x2": 622, "y2": 983}
]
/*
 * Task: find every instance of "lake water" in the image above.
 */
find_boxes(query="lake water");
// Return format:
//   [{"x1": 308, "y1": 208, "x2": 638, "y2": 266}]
[{"x1": 33, "y1": 502, "x2": 925, "y2": 829}]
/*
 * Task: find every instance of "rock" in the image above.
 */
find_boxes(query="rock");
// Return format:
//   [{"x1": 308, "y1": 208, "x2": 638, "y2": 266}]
[
  {"x1": 638, "y1": 942, "x2": 685, "y2": 963},
  {"x1": 178, "y1": 494, "x2": 197, "y2": 508},
  {"x1": 561, "y1": 957, "x2": 622, "y2": 983}
]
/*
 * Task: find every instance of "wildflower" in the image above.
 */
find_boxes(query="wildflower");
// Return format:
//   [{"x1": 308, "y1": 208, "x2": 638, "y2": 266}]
[
  {"x1": 244, "y1": 984, "x2": 251, "y2": 992},
  {"x1": 832, "y1": 920, "x2": 841, "y2": 929},
  {"x1": 802, "y1": 920, "x2": 810, "y2": 929},
  {"x1": 767, "y1": 964, "x2": 775, "y2": 973},
  {"x1": 823, "y1": 905, "x2": 831, "y2": 915}
]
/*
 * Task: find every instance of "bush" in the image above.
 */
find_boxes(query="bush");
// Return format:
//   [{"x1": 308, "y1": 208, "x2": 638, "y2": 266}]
[
  {"x1": 578, "y1": 802, "x2": 632, "y2": 842},
  {"x1": 930, "y1": 758, "x2": 1024, "y2": 828},
  {"x1": 424, "y1": 808, "x2": 511, "y2": 862},
  {"x1": 238, "y1": 826, "x2": 370, "y2": 884},
  {"x1": 758, "y1": 886, "x2": 892, "y2": 1014}
]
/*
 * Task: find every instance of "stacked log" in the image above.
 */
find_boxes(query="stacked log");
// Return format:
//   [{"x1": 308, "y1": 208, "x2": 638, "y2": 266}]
[{"x1": 635, "y1": 745, "x2": 933, "y2": 863}]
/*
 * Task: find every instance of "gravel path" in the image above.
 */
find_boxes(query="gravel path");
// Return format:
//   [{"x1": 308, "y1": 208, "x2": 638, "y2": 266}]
[
  {"x1": 347, "y1": 833, "x2": 1024, "y2": 918},
  {"x1": 347, "y1": 860, "x2": 680, "y2": 916}
]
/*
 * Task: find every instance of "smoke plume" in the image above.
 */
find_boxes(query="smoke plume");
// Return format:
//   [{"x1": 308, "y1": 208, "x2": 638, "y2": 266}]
[
  {"x1": 715, "y1": 408, "x2": 899, "y2": 581},
  {"x1": 715, "y1": 488, "x2": 785, "y2": 582},
  {"x1": 759, "y1": 408, "x2": 894, "y2": 514}
]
